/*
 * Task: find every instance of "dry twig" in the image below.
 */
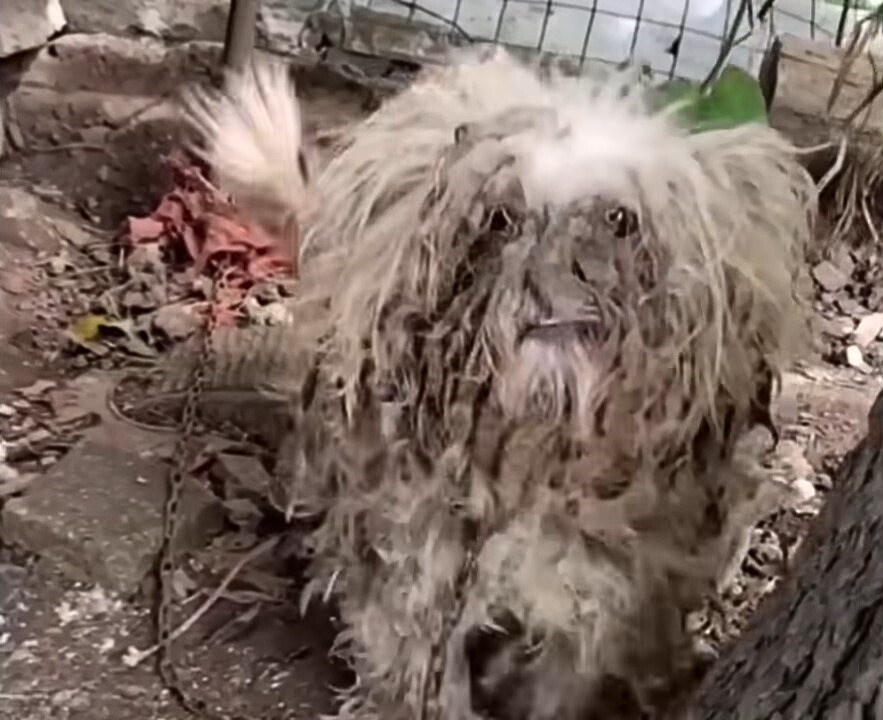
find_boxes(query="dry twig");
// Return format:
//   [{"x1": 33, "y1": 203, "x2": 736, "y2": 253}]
[{"x1": 122, "y1": 536, "x2": 277, "y2": 668}]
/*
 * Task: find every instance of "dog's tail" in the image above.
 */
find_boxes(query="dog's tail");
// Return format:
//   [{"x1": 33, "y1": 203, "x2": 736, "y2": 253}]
[{"x1": 180, "y1": 61, "x2": 314, "y2": 257}]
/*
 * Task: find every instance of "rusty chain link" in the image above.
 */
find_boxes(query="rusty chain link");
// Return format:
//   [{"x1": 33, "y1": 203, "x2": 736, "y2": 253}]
[{"x1": 153, "y1": 268, "x2": 256, "y2": 720}]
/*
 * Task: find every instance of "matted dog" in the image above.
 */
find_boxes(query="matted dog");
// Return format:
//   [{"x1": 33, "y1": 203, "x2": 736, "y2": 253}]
[{"x1": 183, "y1": 50, "x2": 815, "y2": 719}]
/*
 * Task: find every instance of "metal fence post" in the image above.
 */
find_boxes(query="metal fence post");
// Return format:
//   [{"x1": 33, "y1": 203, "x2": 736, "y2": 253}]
[{"x1": 222, "y1": 0, "x2": 262, "y2": 73}]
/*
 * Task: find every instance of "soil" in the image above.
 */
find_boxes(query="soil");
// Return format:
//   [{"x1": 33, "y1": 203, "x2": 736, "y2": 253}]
[
  {"x1": 0, "y1": 36, "x2": 372, "y2": 720},
  {"x1": 0, "y1": 32, "x2": 880, "y2": 720},
  {"x1": 0, "y1": 554, "x2": 348, "y2": 720}
]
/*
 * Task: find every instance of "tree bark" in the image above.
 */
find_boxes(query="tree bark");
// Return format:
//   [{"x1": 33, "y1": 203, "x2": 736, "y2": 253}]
[
  {"x1": 694, "y1": 388, "x2": 883, "y2": 720},
  {"x1": 768, "y1": 34, "x2": 883, "y2": 145},
  {"x1": 766, "y1": 34, "x2": 883, "y2": 188}
]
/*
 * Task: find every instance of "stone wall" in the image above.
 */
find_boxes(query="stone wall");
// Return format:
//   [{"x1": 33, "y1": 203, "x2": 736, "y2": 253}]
[{"x1": 0, "y1": 0, "x2": 326, "y2": 60}]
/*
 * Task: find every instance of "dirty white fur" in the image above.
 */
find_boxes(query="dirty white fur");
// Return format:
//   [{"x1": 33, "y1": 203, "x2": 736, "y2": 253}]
[
  {"x1": 183, "y1": 50, "x2": 816, "y2": 719},
  {"x1": 299, "y1": 52, "x2": 814, "y2": 459},
  {"x1": 180, "y1": 59, "x2": 314, "y2": 231}
]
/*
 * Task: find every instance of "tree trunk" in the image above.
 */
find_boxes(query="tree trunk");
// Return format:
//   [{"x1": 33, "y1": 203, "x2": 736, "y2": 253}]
[
  {"x1": 694, "y1": 388, "x2": 883, "y2": 719},
  {"x1": 766, "y1": 34, "x2": 883, "y2": 189},
  {"x1": 767, "y1": 34, "x2": 883, "y2": 146}
]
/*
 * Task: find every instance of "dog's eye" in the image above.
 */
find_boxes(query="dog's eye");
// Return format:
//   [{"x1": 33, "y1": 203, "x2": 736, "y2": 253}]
[{"x1": 604, "y1": 206, "x2": 638, "y2": 238}]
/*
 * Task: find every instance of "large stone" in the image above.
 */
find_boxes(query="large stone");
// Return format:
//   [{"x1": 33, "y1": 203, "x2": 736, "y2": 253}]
[
  {"x1": 60, "y1": 0, "x2": 227, "y2": 41},
  {"x1": 6, "y1": 32, "x2": 220, "y2": 108},
  {"x1": 4, "y1": 33, "x2": 220, "y2": 148},
  {"x1": 258, "y1": 0, "x2": 317, "y2": 56},
  {"x1": 1, "y1": 441, "x2": 224, "y2": 595},
  {"x1": 0, "y1": 0, "x2": 67, "y2": 58},
  {"x1": 2, "y1": 34, "x2": 221, "y2": 227}
]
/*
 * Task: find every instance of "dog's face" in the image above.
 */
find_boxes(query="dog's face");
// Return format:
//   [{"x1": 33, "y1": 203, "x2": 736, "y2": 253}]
[
  {"x1": 487, "y1": 195, "x2": 656, "y2": 431},
  {"x1": 310, "y1": 62, "x2": 810, "y2": 463},
  {"x1": 362, "y1": 137, "x2": 660, "y2": 444}
]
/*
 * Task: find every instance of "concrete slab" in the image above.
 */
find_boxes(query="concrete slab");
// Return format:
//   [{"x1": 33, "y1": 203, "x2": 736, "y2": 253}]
[{"x1": 1, "y1": 440, "x2": 224, "y2": 595}]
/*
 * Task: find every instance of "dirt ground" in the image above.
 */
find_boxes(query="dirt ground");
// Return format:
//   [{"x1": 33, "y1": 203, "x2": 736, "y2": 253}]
[
  {"x1": 0, "y1": 34, "x2": 376, "y2": 720},
  {"x1": 1, "y1": 32, "x2": 881, "y2": 720}
]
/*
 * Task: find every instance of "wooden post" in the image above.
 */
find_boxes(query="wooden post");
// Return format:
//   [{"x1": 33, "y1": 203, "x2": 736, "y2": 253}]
[{"x1": 222, "y1": 0, "x2": 261, "y2": 74}]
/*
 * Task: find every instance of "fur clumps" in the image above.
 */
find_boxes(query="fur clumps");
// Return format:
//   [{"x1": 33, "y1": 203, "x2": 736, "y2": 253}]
[
  {"x1": 223, "y1": 51, "x2": 817, "y2": 719},
  {"x1": 301, "y1": 50, "x2": 815, "y2": 462},
  {"x1": 179, "y1": 59, "x2": 313, "y2": 247}
]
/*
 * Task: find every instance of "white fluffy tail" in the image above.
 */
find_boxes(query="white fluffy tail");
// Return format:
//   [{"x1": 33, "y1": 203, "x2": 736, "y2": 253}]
[{"x1": 181, "y1": 60, "x2": 314, "y2": 241}]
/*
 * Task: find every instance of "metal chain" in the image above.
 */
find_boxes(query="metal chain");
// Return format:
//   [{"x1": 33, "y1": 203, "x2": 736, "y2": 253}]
[
  {"x1": 420, "y1": 406, "x2": 530, "y2": 720},
  {"x1": 420, "y1": 541, "x2": 484, "y2": 720},
  {"x1": 154, "y1": 270, "x2": 247, "y2": 720}
]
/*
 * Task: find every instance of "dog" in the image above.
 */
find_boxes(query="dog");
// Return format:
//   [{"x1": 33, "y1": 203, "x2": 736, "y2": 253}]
[{"x1": 182, "y1": 50, "x2": 816, "y2": 719}]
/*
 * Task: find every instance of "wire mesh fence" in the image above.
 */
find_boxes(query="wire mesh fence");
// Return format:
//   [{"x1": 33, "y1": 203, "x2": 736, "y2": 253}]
[{"x1": 330, "y1": 0, "x2": 876, "y2": 80}]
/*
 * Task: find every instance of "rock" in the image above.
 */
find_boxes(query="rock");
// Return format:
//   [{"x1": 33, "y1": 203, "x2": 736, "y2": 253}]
[
  {"x1": 126, "y1": 244, "x2": 165, "y2": 275},
  {"x1": 845, "y1": 344, "x2": 872, "y2": 372},
  {"x1": 16, "y1": 379, "x2": 57, "y2": 399},
  {"x1": 0, "y1": 0, "x2": 66, "y2": 58},
  {"x1": 51, "y1": 688, "x2": 83, "y2": 707},
  {"x1": 812, "y1": 260, "x2": 849, "y2": 293},
  {"x1": 263, "y1": 301, "x2": 292, "y2": 325},
  {"x1": 248, "y1": 282, "x2": 282, "y2": 304},
  {"x1": 835, "y1": 296, "x2": 866, "y2": 318},
  {"x1": 0, "y1": 463, "x2": 22, "y2": 485},
  {"x1": 749, "y1": 529, "x2": 784, "y2": 570},
  {"x1": 258, "y1": 0, "x2": 319, "y2": 56},
  {"x1": 815, "y1": 315, "x2": 854, "y2": 339},
  {"x1": 0, "y1": 267, "x2": 32, "y2": 295},
  {"x1": 151, "y1": 303, "x2": 202, "y2": 341},
  {"x1": 243, "y1": 297, "x2": 291, "y2": 325},
  {"x1": 831, "y1": 246, "x2": 856, "y2": 279},
  {"x1": 22, "y1": 428, "x2": 52, "y2": 445},
  {"x1": 117, "y1": 684, "x2": 149, "y2": 700},
  {"x1": 211, "y1": 453, "x2": 273, "y2": 502},
  {"x1": 5, "y1": 33, "x2": 218, "y2": 153},
  {"x1": 776, "y1": 439, "x2": 815, "y2": 483},
  {"x1": 791, "y1": 477, "x2": 816, "y2": 503},
  {"x1": 221, "y1": 498, "x2": 263, "y2": 529},
  {"x1": 121, "y1": 289, "x2": 157, "y2": 312},
  {"x1": 1, "y1": 441, "x2": 224, "y2": 595},
  {"x1": 0, "y1": 188, "x2": 64, "y2": 254},
  {"x1": 854, "y1": 312, "x2": 883, "y2": 347},
  {"x1": 60, "y1": 0, "x2": 227, "y2": 40},
  {"x1": 0, "y1": 563, "x2": 28, "y2": 610},
  {"x1": 46, "y1": 255, "x2": 68, "y2": 277},
  {"x1": 814, "y1": 472, "x2": 833, "y2": 491},
  {"x1": 49, "y1": 218, "x2": 96, "y2": 250}
]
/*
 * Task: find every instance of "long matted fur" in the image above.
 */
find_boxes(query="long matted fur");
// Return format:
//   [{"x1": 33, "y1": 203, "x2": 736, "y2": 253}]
[
  {"x1": 183, "y1": 50, "x2": 816, "y2": 719},
  {"x1": 181, "y1": 60, "x2": 314, "y2": 259}
]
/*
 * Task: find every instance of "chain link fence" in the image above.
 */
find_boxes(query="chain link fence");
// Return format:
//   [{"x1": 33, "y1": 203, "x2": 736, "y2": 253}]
[{"x1": 283, "y1": 0, "x2": 877, "y2": 81}]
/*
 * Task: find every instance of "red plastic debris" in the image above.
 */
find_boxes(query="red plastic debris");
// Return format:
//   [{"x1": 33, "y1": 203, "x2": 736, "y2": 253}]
[{"x1": 121, "y1": 151, "x2": 296, "y2": 326}]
